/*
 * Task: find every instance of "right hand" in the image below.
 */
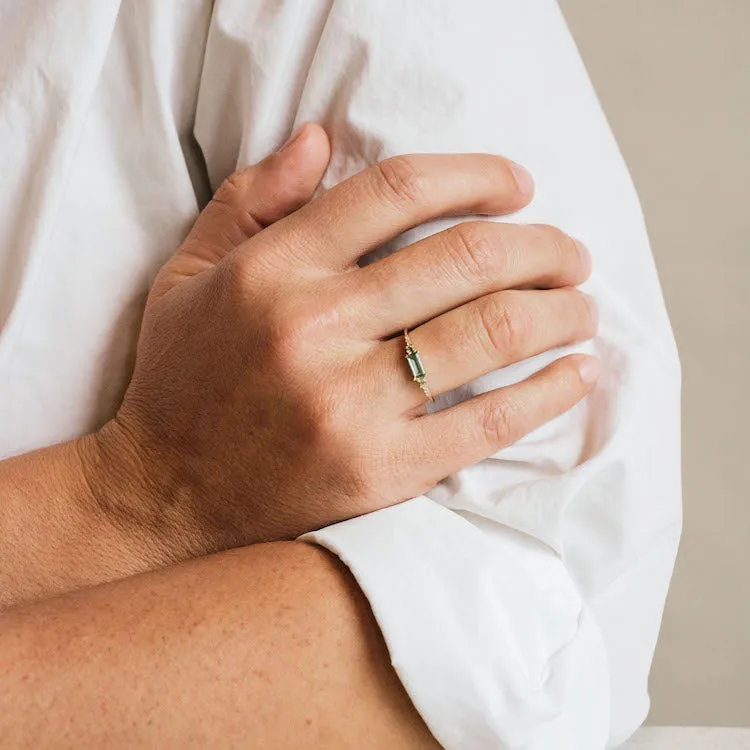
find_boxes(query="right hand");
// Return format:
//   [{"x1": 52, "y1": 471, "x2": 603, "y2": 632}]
[{"x1": 94, "y1": 123, "x2": 599, "y2": 557}]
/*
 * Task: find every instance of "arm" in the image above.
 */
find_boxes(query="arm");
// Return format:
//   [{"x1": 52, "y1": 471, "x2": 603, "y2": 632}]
[
  {"x1": 195, "y1": 1, "x2": 680, "y2": 747},
  {"x1": 0, "y1": 435, "x2": 162, "y2": 610},
  {"x1": 0, "y1": 540, "x2": 440, "y2": 749}
]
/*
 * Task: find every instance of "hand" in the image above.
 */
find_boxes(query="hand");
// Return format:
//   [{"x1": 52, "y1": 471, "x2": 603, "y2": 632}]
[{"x1": 92, "y1": 123, "x2": 599, "y2": 558}]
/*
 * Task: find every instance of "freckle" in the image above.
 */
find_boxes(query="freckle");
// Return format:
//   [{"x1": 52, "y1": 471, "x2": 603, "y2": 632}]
[
  {"x1": 305, "y1": 718, "x2": 313, "y2": 726},
  {"x1": 252, "y1": 668, "x2": 272, "y2": 685}
]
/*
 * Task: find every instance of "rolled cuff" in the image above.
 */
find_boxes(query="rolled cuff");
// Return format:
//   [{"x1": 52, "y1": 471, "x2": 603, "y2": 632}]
[{"x1": 300, "y1": 496, "x2": 611, "y2": 750}]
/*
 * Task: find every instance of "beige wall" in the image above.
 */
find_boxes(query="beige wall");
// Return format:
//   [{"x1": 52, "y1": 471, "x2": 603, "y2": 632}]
[{"x1": 557, "y1": 0, "x2": 750, "y2": 727}]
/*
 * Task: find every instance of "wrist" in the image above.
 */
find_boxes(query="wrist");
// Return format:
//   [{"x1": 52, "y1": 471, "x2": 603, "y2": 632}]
[{"x1": 76, "y1": 420, "x2": 214, "y2": 569}]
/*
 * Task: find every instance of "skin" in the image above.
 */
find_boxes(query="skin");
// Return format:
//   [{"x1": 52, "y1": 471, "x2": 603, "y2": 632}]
[
  {"x1": 0, "y1": 541, "x2": 441, "y2": 749},
  {"x1": 1, "y1": 124, "x2": 598, "y2": 609},
  {"x1": 0, "y1": 123, "x2": 600, "y2": 746}
]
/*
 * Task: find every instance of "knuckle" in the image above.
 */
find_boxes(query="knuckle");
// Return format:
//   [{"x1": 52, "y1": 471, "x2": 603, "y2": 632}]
[
  {"x1": 266, "y1": 305, "x2": 311, "y2": 356},
  {"x1": 214, "y1": 168, "x2": 251, "y2": 207},
  {"x1": 213, "y1": 169, "x2": 263, "y2": 239},
  {"x1": 476, "y1": 294, "x2": 527, "y2": 358},
  {"x1": 218, "y1": 253, "x2": 256, "y2": 301},
  {"x1": 481, "y1": 398, "x2": 516, "y2": 448},
  {"x1": 219, "y1": 248, "x2": 278, "y2": 301},
  {"x1": 446, "y1": 221, "x2": 495, "y2": 282},
  {"x1": 538, "y1": 224, "x2": 579, "y2": 270},
  {"x1": 372, "y1": 156, "x2": 427, "y2": 209},
  {"x1": 266, "y1": 297, "x2": 340, "y2": 364}
]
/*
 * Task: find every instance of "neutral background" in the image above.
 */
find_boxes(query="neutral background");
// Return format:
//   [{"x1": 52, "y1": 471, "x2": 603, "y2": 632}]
[{"x1": 558, "y1": 0, "x2": 750, "y2": 727}]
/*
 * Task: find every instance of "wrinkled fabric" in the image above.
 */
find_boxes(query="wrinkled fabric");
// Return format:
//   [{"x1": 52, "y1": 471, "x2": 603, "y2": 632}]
[{"x1": 0, "y1": 1, "x2": 681, "y2": 748}]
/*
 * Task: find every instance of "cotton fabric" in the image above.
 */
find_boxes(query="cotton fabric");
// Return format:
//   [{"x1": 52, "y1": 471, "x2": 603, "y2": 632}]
[{"x1": 0, "y1": 2, "x2": 681, "y2": 748}]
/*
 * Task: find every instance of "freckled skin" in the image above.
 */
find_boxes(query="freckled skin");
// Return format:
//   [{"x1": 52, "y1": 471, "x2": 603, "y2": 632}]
[{"x1": 1, "y1": 542, "x2": 442, "y2": 749}]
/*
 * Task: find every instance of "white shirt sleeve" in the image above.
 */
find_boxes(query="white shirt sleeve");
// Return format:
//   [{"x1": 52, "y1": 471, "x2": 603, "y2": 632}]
[
  {"x1": 0, "y1": 1, "x2": 678, "y2": 747},
  {"x1": 0, "y1": 0, "x2": 680, "y2": 747},
  {"x1": 193, "y1": 1, "x2": 682, "y2": 748},
  {"x1": 0, "y1": 0, "x2": 680, "y2": 750}
]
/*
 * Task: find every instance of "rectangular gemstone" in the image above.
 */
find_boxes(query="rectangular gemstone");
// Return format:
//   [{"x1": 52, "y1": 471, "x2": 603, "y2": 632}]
[{"x1": 406, "y1": 350, "x2": 426, "y2": 379}]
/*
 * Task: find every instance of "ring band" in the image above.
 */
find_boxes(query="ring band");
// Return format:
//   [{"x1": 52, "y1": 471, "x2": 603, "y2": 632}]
[{"x1": 403, "y1": 329, "x2": 434, "y2": 402}]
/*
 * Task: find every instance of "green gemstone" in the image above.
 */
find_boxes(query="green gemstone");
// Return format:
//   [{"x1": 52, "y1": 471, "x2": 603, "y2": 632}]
[{"x1": 406, "y1": 350, "x2": 426, "y2": 380}]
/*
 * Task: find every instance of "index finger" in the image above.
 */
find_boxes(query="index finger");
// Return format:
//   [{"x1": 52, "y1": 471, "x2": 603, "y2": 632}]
[{"x1": 247, "y1": 153, "x2": 535, "y2": 270}]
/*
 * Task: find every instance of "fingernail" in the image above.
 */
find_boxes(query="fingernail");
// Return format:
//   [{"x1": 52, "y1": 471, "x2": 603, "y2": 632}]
[
  {"x1": 509, "y1": 161, "x2": 535, "y2": 195},
  {"x1": 278, "y1": 123, "x2": 306, "y2": 153},
  {"x1": 574, "y1": 238, "x2": 592, "y2": 273},
  {"x1": 577, "y1": 356, "x2": 601, "y2": 385}
]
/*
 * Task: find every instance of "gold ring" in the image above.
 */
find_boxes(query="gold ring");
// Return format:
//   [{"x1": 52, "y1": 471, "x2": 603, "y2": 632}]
[{"x1": 403, "y1": 329, "x2": 434, "y2": 402}]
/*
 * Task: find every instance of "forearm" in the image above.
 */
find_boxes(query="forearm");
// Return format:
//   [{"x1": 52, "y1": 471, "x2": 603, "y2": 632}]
[
  {"x1": 0, "y1": 425, "x2": 188, "y2": 610},
  {"x1": 0, "y1": 540, "x2": 439, "y2": 749}
]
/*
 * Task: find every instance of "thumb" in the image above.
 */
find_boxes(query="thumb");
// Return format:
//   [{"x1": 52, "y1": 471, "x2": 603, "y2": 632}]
[{"x1": 156, "y1": 122, "x2": 331, "y2": 295}]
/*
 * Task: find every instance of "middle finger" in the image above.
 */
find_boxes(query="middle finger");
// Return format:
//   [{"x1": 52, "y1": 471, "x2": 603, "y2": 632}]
[{"x1": 345, "y1": 222, "x2": 591, "y2": 340}]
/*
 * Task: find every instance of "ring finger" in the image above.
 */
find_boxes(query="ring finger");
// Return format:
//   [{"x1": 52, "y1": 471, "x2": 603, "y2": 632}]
[{"x1": 372, "y1": 287, "x2": 598, "y2": 412}]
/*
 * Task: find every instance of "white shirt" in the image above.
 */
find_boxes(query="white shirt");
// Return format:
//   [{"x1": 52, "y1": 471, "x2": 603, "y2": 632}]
[{"x1": 0, "y1": 1, "x2": 681, "y2": 748}]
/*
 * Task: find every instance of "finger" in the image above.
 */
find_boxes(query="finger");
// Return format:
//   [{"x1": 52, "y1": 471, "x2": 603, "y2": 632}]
[
  {"x1": 154, "y1": 123, "x2": 331, "y2": 295},
  {"x1": 407, "y1": 354, "x2": 600, "y2": 487},
  {"x1": 348, "y1": 222, "x2": 591, "y2": 339},
  {"x1": 378, "y1": 288, "x2": 598, "y2": 411},
  {"x1": 250, "y1": 153, "x2": 535, "y2": 270},
  {"x1": 184, "y1": 122, "x2": 331, "y2": 263}
]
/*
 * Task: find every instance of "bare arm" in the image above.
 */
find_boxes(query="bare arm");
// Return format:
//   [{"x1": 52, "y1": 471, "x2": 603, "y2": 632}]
[
  {"x1": 0, "y1": 540, "x2": 440, "y2": 749},
  {"x1": 0, "y1": 435, "x2": 164, "y2": 610}
]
